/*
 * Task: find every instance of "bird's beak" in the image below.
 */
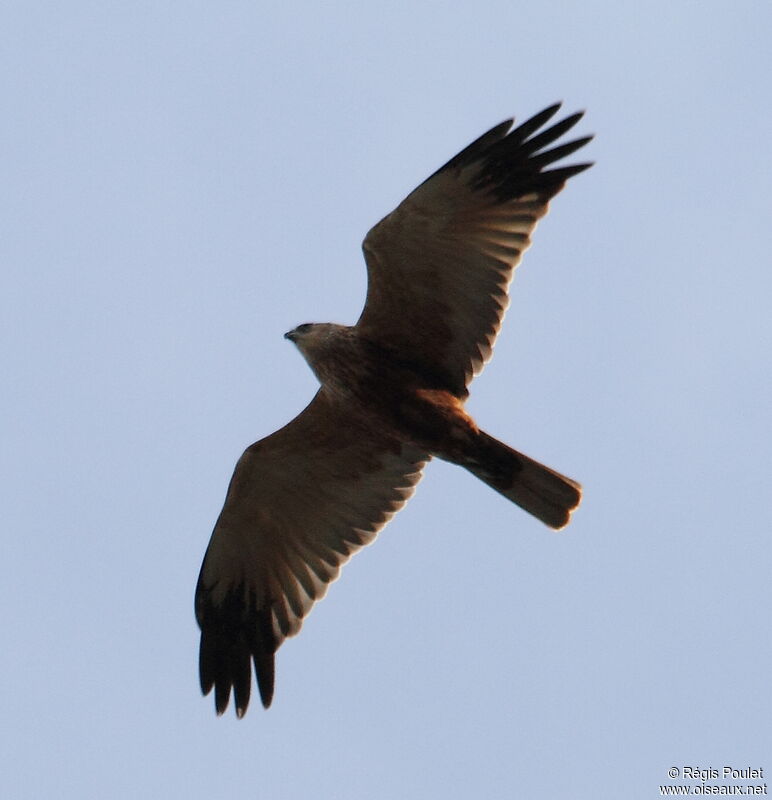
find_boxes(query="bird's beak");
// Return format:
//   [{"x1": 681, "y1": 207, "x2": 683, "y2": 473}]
[{"x1": 284, "y1": 330, "x2": 296, "y2": 342}]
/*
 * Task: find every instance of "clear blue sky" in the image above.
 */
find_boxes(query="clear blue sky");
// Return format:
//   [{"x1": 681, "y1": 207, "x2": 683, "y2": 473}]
[{"x1": 2, "y1": 2, "x2": 770, "y2": 798}]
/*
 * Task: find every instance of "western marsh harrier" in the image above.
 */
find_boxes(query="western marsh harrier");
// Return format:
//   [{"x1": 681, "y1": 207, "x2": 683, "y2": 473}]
[{"x1": 196, "y1": 103, "x2": 592, "y2": 716}]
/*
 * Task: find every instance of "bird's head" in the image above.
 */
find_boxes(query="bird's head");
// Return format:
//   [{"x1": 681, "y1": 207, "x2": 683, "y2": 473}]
[
  {"x1": 284, "y1": 323, "x2": 349, "y2": 370},
  {"x1": 283, "y1": 322, "x2": 315, "y2": 344}
]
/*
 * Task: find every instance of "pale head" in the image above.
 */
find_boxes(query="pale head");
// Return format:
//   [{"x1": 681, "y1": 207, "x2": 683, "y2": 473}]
[{"x1": 284, "y1": 322, "x2": 350, "y2": 368}]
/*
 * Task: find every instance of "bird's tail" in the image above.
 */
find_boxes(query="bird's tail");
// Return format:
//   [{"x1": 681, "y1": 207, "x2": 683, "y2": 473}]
[{"x1": 463, "y1": 431, "x2": 581, "y2": 529}]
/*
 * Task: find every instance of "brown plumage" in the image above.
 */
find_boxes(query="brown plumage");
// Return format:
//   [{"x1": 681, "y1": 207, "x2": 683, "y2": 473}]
[{"x1": 196, "y1": 103, "x2": 592, "y2": 716}]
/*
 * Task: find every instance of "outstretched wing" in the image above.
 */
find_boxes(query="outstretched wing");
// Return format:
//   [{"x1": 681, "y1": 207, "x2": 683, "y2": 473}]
[
  {"x1": 357, "y1": 103, "x2": 592, "y2": 398},
  {"x1": 195, "y1": 390, "x2": 428, "y2": 717}
]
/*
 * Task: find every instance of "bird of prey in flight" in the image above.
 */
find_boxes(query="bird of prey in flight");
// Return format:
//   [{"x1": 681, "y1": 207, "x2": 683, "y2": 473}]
[{"x1": 196, "y1": 103, "x2": 592, "y2": 717}]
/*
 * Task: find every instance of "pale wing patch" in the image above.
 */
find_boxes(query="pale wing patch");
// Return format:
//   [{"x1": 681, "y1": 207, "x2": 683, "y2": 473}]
[
  {"x1": 263, "y1": 452, "x2": 425, "y2": 641},
  {"x1": 203, "y1": 440, "x2": 426, "y2": 642},
  {"x1": 272, "y1": 460, "x2": 421, "y2": 642}
]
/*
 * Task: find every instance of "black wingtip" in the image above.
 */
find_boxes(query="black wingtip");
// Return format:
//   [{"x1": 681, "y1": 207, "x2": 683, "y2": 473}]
[
  {"x1": 196, "y1": 571, "x2": 280, "y2": 717},
  {"x1": 533, "y1": 101, "x2": 563, "y2": 122},
  {"x1": 214, "y1": 681, "x2": 231, "y2": 716},
  {"x1": 256, "y1": 654, "x2": 275, "y2": 708},
  {"x1": 573, "y1": 160, "x2": 595, "y2": 174},
  {"x1": 509, "y1": 103, "x2": 563, "y2": 142},
  {"x1": 544, "y1": 161, "x2": 594, "y2": 182},
  {"x1": 464, "y1": 103, "x2": 593, "y2": 202}
]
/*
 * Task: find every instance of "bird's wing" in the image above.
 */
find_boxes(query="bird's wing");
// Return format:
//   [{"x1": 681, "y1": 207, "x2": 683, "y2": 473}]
[
  {"x1": 357, "y1": 103, "x2": 592, "y2": 397},
  {"x1": 195, "y1": 390, "x2": 429, "y2": 717}
]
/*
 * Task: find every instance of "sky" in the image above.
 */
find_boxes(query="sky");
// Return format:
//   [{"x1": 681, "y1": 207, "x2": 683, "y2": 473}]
[{"x1": 2, "y1": 2, "x2": 771, "y2": 798}]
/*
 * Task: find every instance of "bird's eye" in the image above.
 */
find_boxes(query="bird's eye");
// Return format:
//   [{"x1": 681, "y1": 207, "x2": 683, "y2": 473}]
[{"x1": 296, "y1": 323, "x2": 313, "y2": 333}]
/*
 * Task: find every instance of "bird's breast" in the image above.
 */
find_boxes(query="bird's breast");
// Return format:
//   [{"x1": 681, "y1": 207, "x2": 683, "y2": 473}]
[{"x1": 312, "y1": 335, "x2": 476, "y2": 456}]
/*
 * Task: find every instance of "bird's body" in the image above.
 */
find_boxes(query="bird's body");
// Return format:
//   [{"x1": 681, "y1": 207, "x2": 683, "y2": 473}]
[
  {"x1": 286, "y1": 322, "x2": 580, "y2": 526},
  {"x1": 196, "y1": 104, "x2": 593, "y2": 716},
  {"x1": 287, "y1": 323, "x2": 473, "y2": 452}
]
